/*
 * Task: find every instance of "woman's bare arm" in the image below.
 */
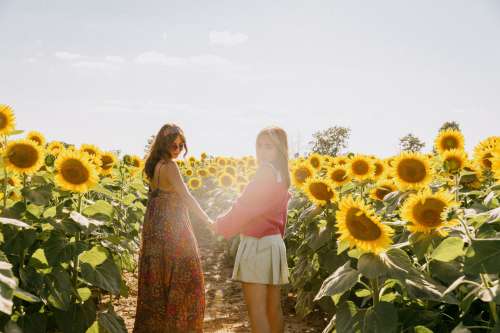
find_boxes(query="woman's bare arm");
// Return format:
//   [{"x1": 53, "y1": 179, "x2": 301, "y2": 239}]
[{"x1": 162, "y1": 160, "x2": 212, "y2": 225}]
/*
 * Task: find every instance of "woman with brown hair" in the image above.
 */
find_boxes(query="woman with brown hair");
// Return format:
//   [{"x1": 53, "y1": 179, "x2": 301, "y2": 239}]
[
  {"x1": 133, "y1": 123, "x2": 212, "y2": 333},
  {"x1": 211, "y1": 126, "x2": 292, "y2": 333}
]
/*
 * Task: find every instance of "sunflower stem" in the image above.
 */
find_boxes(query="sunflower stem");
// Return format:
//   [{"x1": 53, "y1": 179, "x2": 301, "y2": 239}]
[
  {"x1": 72, "y1": 194, "x2": 83, "y2": 289},
  {"x1": 480, "y1": 273, "x2": 499, "y2": 325},
  {"x1": 22, "y1": 173, "x2": 27, "y2": 207},
  {"x1": 370, "y1": 278, "x2": 380, "y2": 307}
]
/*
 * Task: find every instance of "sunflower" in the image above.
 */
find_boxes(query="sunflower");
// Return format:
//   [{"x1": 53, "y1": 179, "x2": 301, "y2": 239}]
[
  {"x1": 435, "y1": 129, "x2": 465, "y2": 155},
  {"x1": 246, "y1": 158, "x2": 256, "y2": 168},
  {"x1": 80, "y1": 144, "x2": 101, "y2": 157},
  {"x1": 3, "y1": 139, "x2": 45, "y2": 175},
  {"x1": 473, "y1": 136, "x2": 499, "y2": 171},
  {"x1": 440, "y1": 149, "x2": 467, "y2": 174},
  {"x1": 372, "y1": 159, "x2": 387, "y2": 180},
  {"x1": 333, "y1": 156, "x2": 349, "y2": 166},
  {"x1": 188, "y1": 156, "x2": 197, "y2": 164},
  {"x1": 370, "y1": 181, "x2": 398, "y2": 201},
  {"x1": 218, "y1": 173, "x2": 235, "y2": 188},
  {"x1": 493, "y1": 152, "x2": 500, "y2": 184},
  {"x1": 99, "y1": 151, "x2": 117, "y2": 176},
  {"x1": 208, "y1": 165, "x2": 218, "y2": 176},
  {"x1": 307, "y1": 153, "x2": 323, "y2": 170},
  {"x1": 327, "y1": 165, "x2": 350, "y2": 187},
  {"x1": 291, "y1": 163, "x2": 315, "y2": 188},
  {"x1": 392, "y1": 152, "x2": 433, "y2": 190},
  {"x1": 188, "y1": 177, "x2": 202, "y2": 190},
  {"x1": 0, "y1": 105, "x2": 16, "y2": 136},
  {"x1": 197, "y1": 168, "x2": 209, "y2": 178},
  {"x1": 348, "y1": 155, "x2": 375, "y2": 181},
  {"x1": 129, "y1": 155, "x2": 143, "y2": 169},
  {"x1": 460, "y1": 161, "x2": 483, "y2": 189},
  {"x1": 217, "y1": 157, "x2": 227, "y2": 167},
  {"x1": 200, "y1": 152, "x2": 208, "y2": 160},
  {"x1": 401, "y1": 189, "x2": 459, "y2": 235},
  {"x1": 26, "y1": 131, "x2": 46, "y2": 146},
  {"x1": 185, "y1": 168, "x2": 194, "y2": 177},
  {"x1": 47, "y1": 141, "x2": 64, "y2": 156},
  {"x1": 54, "y1": 150, "x2": 98, "y2": 192},
  {"x1": 225, "y1": 166, "x2": 236, "y2": 177},
  {"x1": 303, "y1": 177, "x2": 335, "y2": 206},
  {"x1": 4, "y1": 175, "x2": 21, "y2": 188},
  {"x1": 336, "y1": 196, "x2": 393, "y2": 254}
]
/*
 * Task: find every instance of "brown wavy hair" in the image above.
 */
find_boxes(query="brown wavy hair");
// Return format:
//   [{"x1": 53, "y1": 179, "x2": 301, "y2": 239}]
[
  {"x1": 144, "y1": 123, "x2": 188, "y2": 181},
  {"x1": 256, "y1": 126, "x2": 291, "y2": 188}
]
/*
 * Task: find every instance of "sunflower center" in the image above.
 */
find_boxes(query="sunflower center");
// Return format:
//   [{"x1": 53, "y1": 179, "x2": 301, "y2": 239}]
[
  {"x1": 83, "y1": 149, "x2": 96, "y2": 156},
  {"x1": 375, "y1": 187, "x2": 392, "y2": 201},
  {"x1": 443, "y1": 136, "x2": 459, "y2": 149},
  {"x1": 345, "y1": 208, "x2": 382, "y2": 241},
  {"x1": 100, "y1": 156, "x2": 114, "y2": 170},
  {"x1": 413, "y1": 198, "x2": 446, "y2": 227},
  {"x1": 9, "y1": 144, "x2": 39, "y2": 168},
  {"x1": 61, "y1": 159, "x2": 90, "y2": 185},
  {"x1": 310, "y1": 158, "x2": 320, "y2": 169},
  {"x1": 191, "y1": 180, "x2": 200, "y2": 187},
  {"x1": 445, "y1": 157, "x2": 462, "y2": 172},
  {"x1": 295, "y1": 168, "x2": 311, "y2": 184},
  {"x1": 0, "y1": 113, "x2": 6, "y2": 130},
  {"x1": 331, "y1": 169, "x2": 347, "y2": 182},
  {"x1": 30, "y1": 136, "x2": 42, "y2": 145},
  {"x1": 397, "y1": 158, "x2": 426, "y2": 183},
  {"x1": 374, "y1": 163, "x2": 383, "y2": 176},
  {"x1": 309, "y1": 182, "x2": 333, "y2": 201},
  {"x1": 482, "y1": 153, "x2": 493, "y2": 169},
  {"x1": 352, "y1": 161, "x2": 369, "y2": 175}
]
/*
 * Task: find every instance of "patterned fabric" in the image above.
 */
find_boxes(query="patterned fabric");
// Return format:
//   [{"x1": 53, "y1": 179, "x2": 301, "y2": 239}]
[{"x1": 133, "y1": 188, "x2": 205, "y2": 333}]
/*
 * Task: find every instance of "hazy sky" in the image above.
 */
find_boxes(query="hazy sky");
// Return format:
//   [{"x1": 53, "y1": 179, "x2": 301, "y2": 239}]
[{"x1": 1, "y1": 0, "x2": 499, "y2": 158}]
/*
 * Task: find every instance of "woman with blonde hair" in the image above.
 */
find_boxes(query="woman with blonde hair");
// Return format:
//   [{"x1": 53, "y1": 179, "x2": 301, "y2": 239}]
[{"x1": 211, "y1": 126, "x2": 292, "y2": 333}]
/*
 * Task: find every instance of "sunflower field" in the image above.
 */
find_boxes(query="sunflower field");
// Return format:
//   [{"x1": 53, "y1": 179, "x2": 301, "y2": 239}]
[{"x1": 0, "y1": 103, "x2": 499, "y2": 333}]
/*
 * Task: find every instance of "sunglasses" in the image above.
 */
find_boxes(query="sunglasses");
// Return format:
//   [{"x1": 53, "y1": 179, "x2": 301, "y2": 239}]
[{"x1": 170, "y1": 142, "x2": 185, "y2": 151}]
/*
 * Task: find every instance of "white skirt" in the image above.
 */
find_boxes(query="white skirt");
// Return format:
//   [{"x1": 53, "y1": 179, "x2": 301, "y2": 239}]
[{"x1": 232, "y1": 234, "x2": 290, "y2": 285}]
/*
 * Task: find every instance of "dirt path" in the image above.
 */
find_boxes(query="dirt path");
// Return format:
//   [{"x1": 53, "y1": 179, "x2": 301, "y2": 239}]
[{"x1": 113, "y1": 228, "x2": 326, "y2": 332}]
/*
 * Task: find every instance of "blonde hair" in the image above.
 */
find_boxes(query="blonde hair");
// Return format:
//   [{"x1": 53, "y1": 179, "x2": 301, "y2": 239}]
[{"x1": 256, "y1": 126, "x2": 291, "y2": 187}]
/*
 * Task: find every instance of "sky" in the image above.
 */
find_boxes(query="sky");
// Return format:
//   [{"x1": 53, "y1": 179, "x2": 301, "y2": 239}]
[{"x1": 1, "y1": 0, "x2": 499, "y2": 159}]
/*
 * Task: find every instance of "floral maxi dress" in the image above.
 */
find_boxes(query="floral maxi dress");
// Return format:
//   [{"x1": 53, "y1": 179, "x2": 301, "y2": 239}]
[{"x1": 133, "y1": 187, "x2": 205, "y2": 333}]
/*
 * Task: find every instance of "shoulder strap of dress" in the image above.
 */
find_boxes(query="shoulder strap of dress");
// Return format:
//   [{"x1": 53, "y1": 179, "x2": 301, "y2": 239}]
[{"x1": 263, "y1": 162, "x2": 282, "y2": 183}]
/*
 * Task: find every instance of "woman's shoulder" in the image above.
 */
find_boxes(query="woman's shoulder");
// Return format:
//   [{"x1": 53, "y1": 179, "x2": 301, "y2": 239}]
[{"x1": 255, "y1": 162, "x2": 280, "y2": 183}]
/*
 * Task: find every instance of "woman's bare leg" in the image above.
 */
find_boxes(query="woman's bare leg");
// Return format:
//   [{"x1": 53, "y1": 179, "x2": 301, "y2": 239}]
[
  {"x1": 242, "y1": 282, "x2": 271, "y2": 333},
  {"x1": 266, "y1": 284, "x2": 284, "y2": 333}
]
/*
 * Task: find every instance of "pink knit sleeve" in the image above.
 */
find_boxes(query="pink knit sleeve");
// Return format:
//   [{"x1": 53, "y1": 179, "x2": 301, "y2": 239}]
[{"x1": 214, "y1": 170, "x2": 282, "y2": 239}]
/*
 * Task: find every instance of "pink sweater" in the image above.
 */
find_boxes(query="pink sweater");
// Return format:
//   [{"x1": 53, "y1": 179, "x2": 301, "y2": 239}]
[{"x1": 214, "y1": 172, "x2": 291, "y2": 239}]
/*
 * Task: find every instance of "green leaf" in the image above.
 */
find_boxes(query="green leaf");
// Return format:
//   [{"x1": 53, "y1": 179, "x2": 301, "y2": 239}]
[
  {"x1": 414, "y1": 326, "x2": 433, "y2": 333},
  {"x1": 358, "y1": 253, "x2": 387, "y2": 279},
  {"x1": 45, "y1": 268, "x2": 75, "y2": 311},
  {"x1": 79, "y1": 246, "x2": 108, "y2": 268},
  {"x1": 430, "y1": 237, "x2": 464, "y2": 262},
  {"x1": 80, "y1": 259, "x2": 122, "y2": 294},
  {"x1": 29, "y1": 249, "x2": 49, "y2": 270},
  {"x1": 83, "y1": 200, "x2": 114, "y2": 218},
  {"x1": 363, "y1": 302, "x2": 398, "y2": 333},
  {"x1": 464, "y1": 239, "x2": 500, "y2": 274},
  {"x1": 336, "y1": 300, "x2": 364, "y2": 333},
  {"x1": 21, "y1": 186, "x2": 52, "y2": 206},
  {"x1": 43, "y1": 206, "x2": 57, "y2": 218},
  {"x1": 54, "y1": 299, "x2": 97, "y2": 333},
  {"x1": 13, "y1": 287, "x2": 41, "y2": 303},
  {"x1": 98, "y1": 305, "x2": 127, "y2": 333},
  {"x1": 26, "y1": 204, "x2": 43, "y2": 218},
  {"x1": 314, "y1": 261, "x2": 359, "y2": 301},
  {"x1": 77, "y1": 287, "x2": 92, "y2": 302},
  {"x1": 0, "y1": 217, "x2": 30, "y2": 228}
]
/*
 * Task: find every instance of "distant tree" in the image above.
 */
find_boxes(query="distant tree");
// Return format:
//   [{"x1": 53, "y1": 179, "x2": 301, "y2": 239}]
[
  {"x1": 399, "y1": 133, "x2": 425, "y2": 153},
  {"x1": 144, "y1": 134, "x2": 155, "y2": 155},
  {"x1": 439, "y1": 121, "x2": 461, "y2": 132},
  {"x1": 309, "y1": 126, "x2": 350, "y2": 156}
]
